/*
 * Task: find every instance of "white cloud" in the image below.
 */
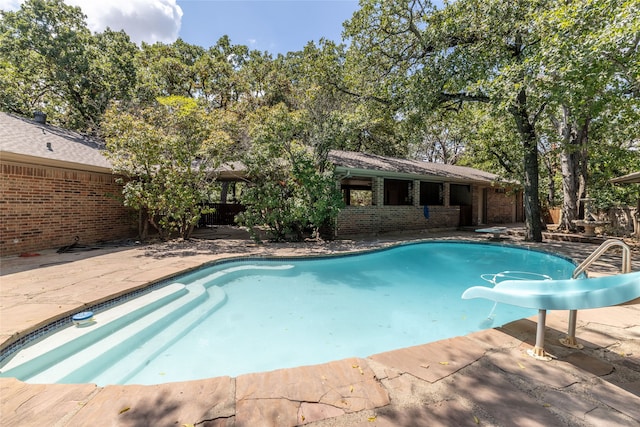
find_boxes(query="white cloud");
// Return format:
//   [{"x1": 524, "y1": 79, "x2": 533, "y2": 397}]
[
  {"x1": 0, "y1": 0, "x2": 183, "y2": 45},
  {"x1": 0, "y1": 0, "x2": 22, "y2": 10}
]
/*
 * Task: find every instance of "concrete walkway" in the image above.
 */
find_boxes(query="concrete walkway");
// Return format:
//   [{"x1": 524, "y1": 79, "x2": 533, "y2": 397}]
[{"x1": 1, "y1": 228, "x2": 639, "y2": 426}]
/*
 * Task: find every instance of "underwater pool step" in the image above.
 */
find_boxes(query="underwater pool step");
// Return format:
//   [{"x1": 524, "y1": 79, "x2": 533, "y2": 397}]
[
  {"x1": 182, "y1": 263, "x2": 297, "y2": 287},
  {"x1": 90, "y1": 286, "x2": 227, "y2": 385},
  {"x1": 1, "y1": 264, "x2": 293, "y2": 385},
  {"x1": 7, "y1": 284, "x2": 226, "y2": 384},
  {"x1": 0, "y1": 283, "x2": 188, "y2": 377}
]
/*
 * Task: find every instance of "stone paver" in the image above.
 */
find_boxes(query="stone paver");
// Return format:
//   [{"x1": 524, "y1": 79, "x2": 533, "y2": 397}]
[
  {"x1": 486, "y1": 346, "x2": 583, "y2": 389},
  {"x1": 1, "y1": 228, "x2": 639, "y2": 426},
  {"x1": 68, "y1": 377, "x2": 235, "y2": 426},
  {"x1": 538, "y1": 386, "x2": 599, "y2": 423},
  {"x1": 449, "y1": 364, "x2": 569, "y2": 427},
  {"x1": 236, "y1": 398, "x2": 300, "y2": 427},
  {"x1": 584, "y1": 406, "x2": 638, "y2": 427},
  {"x1": 235, "y1": 358, "x2": 389, "y2": 426},
  {"x1": 588, "y1": 378, "x2": 640, "y2": 422},
  {"x1": 368, "y1": 337, "x2": 485, "y2": 383},
  {"x1": 372, "y1": 399, "x2": 479, "y2": 427},
  {"x1": 0, "y1": 377, "x2": 98, "y2": 426},
  {"x1": 562, "y1": 352, "x2": 615, "y2": 377}
]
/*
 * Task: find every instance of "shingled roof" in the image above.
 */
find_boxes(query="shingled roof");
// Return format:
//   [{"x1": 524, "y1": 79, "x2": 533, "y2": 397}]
[
  {"x1": 328, "y1": 150, "x2": 501, "y2": 184},
  {"x1": 1, "y1": 112, "x2": 504, "y2": 184},
  {"x1": 0, "y1": 112, "x2": 111, "y2": 172}
]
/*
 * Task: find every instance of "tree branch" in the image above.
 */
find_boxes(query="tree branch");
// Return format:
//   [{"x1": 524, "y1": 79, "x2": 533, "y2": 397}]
[
  {"x1": 328, "y1": 81, "x2": 393, "y2": 106},
  {"x1": 531, "y1": 102, "x2": 547, "y2": 126},
  {"x1": 488, "y1": 148, "x2": 514, "y2": 174},
  {"x1": 438, "y1": 91, "x2": 490, "y2": 104}
]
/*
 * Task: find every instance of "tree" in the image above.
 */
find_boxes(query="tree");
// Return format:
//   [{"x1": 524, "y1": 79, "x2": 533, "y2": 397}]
[
  {"x1": 0, "y1": 0, "x2": 138, "y2": 132},
  {"x1": 294, "y1": 40, "x2": 407, "y2": 158},
  {"x1": 237, "y1": 104, "x2": 344, "y2": 241},
  {"x1": 102, "y1": 96, "x2": 234, "y2": 240},
  {"x1": 534, "y1": 0, "x2": 640, "y2": 230},
  {"x1": 405, "y1": 106, "x2": 484, "y2": 165},
  {"x1": 134, "y1": 39, "x2": 205, "y2": 103},
  {"x1": 344, "y1": 0, "x2": 549, "y2": 241}
]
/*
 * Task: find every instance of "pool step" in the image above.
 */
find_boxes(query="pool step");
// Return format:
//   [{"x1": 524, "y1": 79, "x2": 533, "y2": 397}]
[
  {"x1": 90, "y1": 285, "x2": 227, "y2": 385},
  {"x1": 8, "y1": 284, "x2": 226, "y2": 384},
  {"x1": 62, "y1": 265, "x2": 292, "y2": 384},
  {"x1": 1, "y1": 283, "x2": 188, "y2": 379},
  {"x1": 179, "y1": 263, "x2": 297, "y2": 287},
  {"x1": 2, "y1": 264, "x2": 292, "y2": 385}
]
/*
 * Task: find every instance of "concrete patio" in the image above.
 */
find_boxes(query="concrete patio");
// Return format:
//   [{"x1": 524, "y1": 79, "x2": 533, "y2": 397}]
[{"x1": 1, "y1": 228, "x2": 639, "y2": 426}]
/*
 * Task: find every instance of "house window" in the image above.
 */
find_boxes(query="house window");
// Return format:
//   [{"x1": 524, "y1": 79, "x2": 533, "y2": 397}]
[
  {"x1": 419, "y1": 181, "x2": 443, "y2": 206},
  {"x1": 384, "y1": 179, "x2": 412, "y2": 205},
  {"x1": 450, "y1": 184, "x2": 472, "y2": 206},
  {"x1": 341, "y1": 177, "x2": 373, "y2": 206}
]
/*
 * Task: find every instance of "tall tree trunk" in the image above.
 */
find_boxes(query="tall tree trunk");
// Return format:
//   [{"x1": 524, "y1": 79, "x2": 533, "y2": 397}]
[
  {"x1": 542, "y1": 154, "x2": 556, "y2": 207},
  {"x1": 634, "y1": 200, "x2": 640, "y2": 237},
  {"x1": 555, "y1": 106, "x2": 589, "y2": 231},
  {"x1": 523, "y1": 136, "x2": 543, "y2": 242},
  {"x1": 560, "y1": 148, "x2": 579, "y2": 231},
  {"x1": 510, "y1": 89, "x2": 543, "y2": 242},
  {"x1": 138, "y1": 209, "x2": 149, "y2": 240}
]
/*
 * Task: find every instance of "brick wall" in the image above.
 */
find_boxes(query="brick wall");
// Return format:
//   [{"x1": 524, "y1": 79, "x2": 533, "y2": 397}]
[
  {"x1": 336, "y1": 182, "x2": 521, "y2": 237},
  {"x1": 485, "y1": 188, "x2": 518, "y2": 223},
  {"x1": 0, "y1": 160, "x2": 135, "y2": 256},
  {"x1": 336, "y1": 205, "x2": 461, "y2": 236}
]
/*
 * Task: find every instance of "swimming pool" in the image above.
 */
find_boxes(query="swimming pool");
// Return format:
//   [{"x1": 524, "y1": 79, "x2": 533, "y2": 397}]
[{"x1": 0, "y1": 242, "x2": 577, "y2": 385}]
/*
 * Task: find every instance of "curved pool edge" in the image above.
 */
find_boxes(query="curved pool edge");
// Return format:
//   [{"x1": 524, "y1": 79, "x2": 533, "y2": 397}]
[
  {"x1": 2, "y1": 233, "x2": 640, "y2": 426},
  {"x1": 0, "y1": 237, "x2": 579, "y2": 369},
  {"x1": 3, "y1": 303, "x2": 640, "y2": 426}
]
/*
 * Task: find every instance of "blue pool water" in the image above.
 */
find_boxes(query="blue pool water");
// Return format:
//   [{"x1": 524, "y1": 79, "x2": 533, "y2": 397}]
[{"x1": 0, "y1": 242, "x2": 577, "y2": 385}]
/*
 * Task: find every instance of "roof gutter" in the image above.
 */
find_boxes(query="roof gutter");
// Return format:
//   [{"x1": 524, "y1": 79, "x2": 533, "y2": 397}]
[
  {"x1": 333, "y1": 165, "x2": 496, "y2": 185},
  {"x1": 0, "y1": 151, "x2": 113, "y2": 175}
]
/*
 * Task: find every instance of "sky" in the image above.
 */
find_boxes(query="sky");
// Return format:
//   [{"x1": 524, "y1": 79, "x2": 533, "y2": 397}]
[{"x1": 0, "y1": 0, "x2": 365, "y2": 55}]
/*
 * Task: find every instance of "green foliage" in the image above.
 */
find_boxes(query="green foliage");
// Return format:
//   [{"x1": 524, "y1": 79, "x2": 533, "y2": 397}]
[
  {"x1": 284, "y1": 40, "x2": 406, "y2": 158},
  {"x1": 588, "y1": 102, "x2": 640, "y2": 209},
  {"x1": 344, "y1": 0, "x2": 549, "y2": 241},
  {"x1": 102, "y1": 96, "x2": 234, "y2": 239},
  {"x1": 527, "y1": 0, "x2": 640, "y2": 226},
  {"x1": 3, "y1": 0, "x2": 637, "y2": 240},
  {"x1": 237, "y1": 104, "x2": 344, "y2": 241},
  {"x1": 589, "y1": 142, "x2": 640, "y2": 209},
  {"x1": 343, "y1": 0, "x2": 640, "y2": 238},
  {"x1": 456, "y1": 107, "x2": 523, "y2": 178},
  {"x1": 0, "y1": 0, "x2": 138, "y2": 132},
  {"x1": 134, "y1": 39, "x2": 205, "y2": 103}
]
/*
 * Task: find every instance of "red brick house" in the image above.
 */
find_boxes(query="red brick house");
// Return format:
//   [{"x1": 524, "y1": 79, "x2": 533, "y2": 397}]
[
  {"x1": 0, "y1": 112, "x2": 134, "y2": 256},
  {"x1": 1, "y1": 112, "x2": 521, "y2": 255}
]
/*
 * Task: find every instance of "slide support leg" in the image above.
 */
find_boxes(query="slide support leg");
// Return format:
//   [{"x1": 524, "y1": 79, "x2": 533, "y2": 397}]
[
  {"x1": 559, "y1": 309, "x2": 584, "y2": 349},
  {"x1": 527, "y1": 309, "x2": 553, "y2": 361}
]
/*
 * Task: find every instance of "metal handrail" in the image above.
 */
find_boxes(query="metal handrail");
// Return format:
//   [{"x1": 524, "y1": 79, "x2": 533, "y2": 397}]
[{"x1": 572, "y1": 239, "x2": 632, "y2": 279}]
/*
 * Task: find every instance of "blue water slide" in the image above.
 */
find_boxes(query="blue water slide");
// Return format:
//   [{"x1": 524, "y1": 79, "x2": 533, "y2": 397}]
[
  {"x1": 462, "y1": 270, "x2": 640, "y2": 310},
  {"x1": 462, "y1": 270, "x2": 640, "y2": 360}
]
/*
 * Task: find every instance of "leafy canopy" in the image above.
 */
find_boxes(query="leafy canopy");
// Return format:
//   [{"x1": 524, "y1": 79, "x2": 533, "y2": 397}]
[
  {"x1": 237, "y1": 104, "x2": 344, "y2": 241},
  {"x1": 102, "y1": 96, "x2": 234, "y2": 240}
]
